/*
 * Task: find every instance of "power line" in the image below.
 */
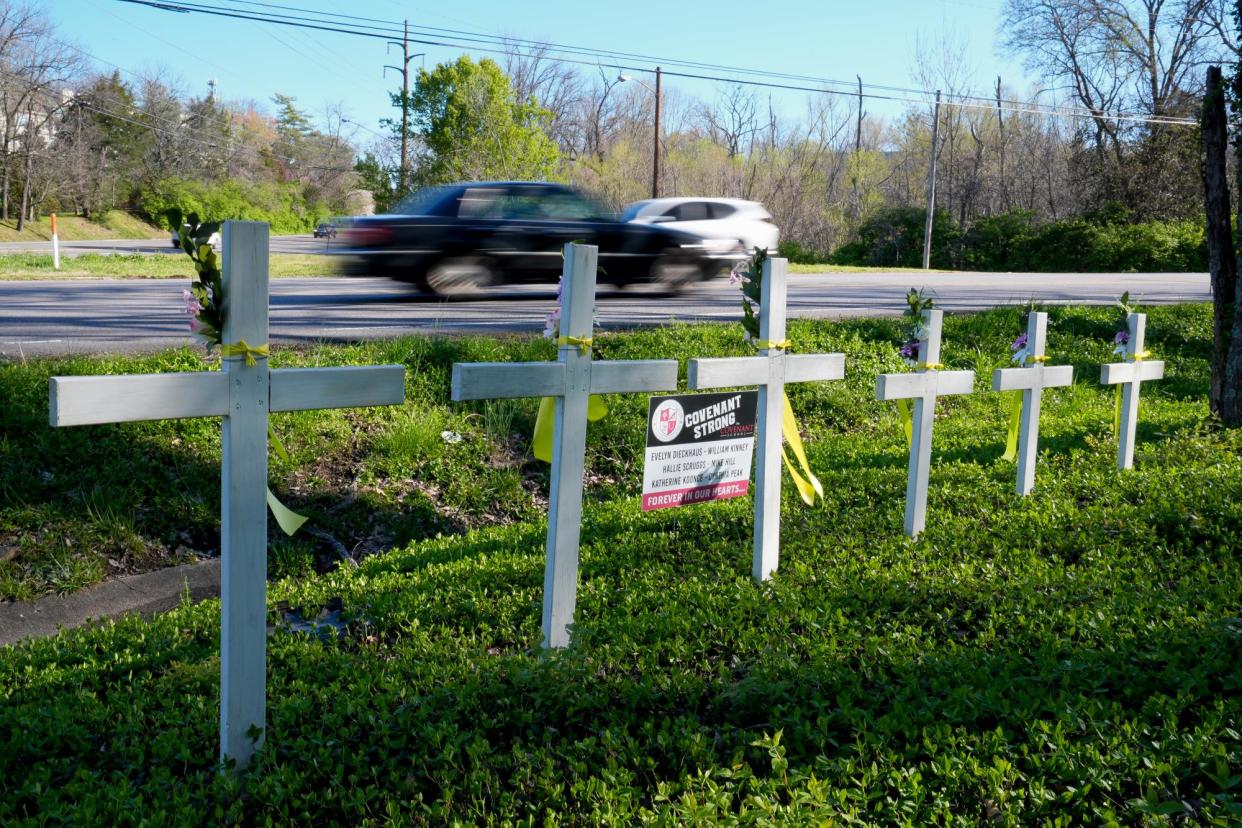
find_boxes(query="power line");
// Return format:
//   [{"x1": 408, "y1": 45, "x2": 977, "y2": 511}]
[{"x1": 119, "y1": 0, "x2": 1198, "y2": 127}]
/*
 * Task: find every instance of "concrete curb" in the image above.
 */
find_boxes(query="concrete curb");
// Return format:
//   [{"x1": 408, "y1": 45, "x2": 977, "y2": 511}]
[{"x1": 0, "y1": 558, "x2": 220, "y2": 647}]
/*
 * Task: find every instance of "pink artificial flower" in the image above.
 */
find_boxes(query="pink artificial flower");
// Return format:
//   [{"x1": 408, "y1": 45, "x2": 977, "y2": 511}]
[
  {"x1": 189, "y1": 318, "x2": 202, "y2": 333},
  {"x1": 181, "y1": 288, "x2": 203, "y2": 316}
]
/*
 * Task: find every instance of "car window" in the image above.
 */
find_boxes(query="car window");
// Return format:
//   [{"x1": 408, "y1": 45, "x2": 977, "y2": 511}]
[
  {"x1": 673, "y1": 202, "x2": 710, "y2": 221},
  {"x1": 619, "y1": 203, "x2": 648, "y2": 221},
  {"x1": 539, "y1": 190, "x2": 609, "y2": 221},
  {"x1": 393, "y1": 186, "x2": 454, "y2": 216},
  {"x1": 707, "y1": 203, "x2": 737, "y2": 219},
  {"x1": 457, "y1": 188, "x2": 505, "y2": 219}
]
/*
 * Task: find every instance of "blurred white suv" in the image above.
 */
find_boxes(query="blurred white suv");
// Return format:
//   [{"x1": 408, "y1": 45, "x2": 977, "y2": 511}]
[{"x1": 621, "y1": 198, "x2": 779, "y2": 255}]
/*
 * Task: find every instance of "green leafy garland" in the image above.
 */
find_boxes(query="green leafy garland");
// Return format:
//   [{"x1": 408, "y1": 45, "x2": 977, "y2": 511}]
[
  {"x1": 730, "y1": 247, "x2": 769, "y2": 343},
  {"x1": 177, "y1": 212, "x2": 225, "y2": 348}
]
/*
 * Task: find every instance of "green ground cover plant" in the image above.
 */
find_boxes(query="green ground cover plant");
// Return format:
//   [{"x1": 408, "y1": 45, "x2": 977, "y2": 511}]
[
  {"x1": 1, "y1": 303, "x2": 1239, "y2": 824},
  {"x1": 0, "y1": 252, "x2": 337, "y2": 280},
  {"x1": 0, "y1": 210, "x2": 165, "y2": 243}
]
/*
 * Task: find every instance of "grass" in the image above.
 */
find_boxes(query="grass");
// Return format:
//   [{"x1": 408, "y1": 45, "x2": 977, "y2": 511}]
[
  {"x1": 1, "y1": 303, "x2": 1240, "y2": 823},
  {"x1": 0, "y1": 252, "x2": 338, "y2": 279},
  {"x1": 0, "y1": 210, "x2": 164, "y2": 243}
]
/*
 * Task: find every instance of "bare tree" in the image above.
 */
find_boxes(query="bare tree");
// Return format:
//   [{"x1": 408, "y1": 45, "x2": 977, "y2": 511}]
[
  {"x1": 0, "y1": 1, "x2": 81, "y2": 223},
  {"x1": 502, "y1": 40, "x2": 584, "y2": 155}
]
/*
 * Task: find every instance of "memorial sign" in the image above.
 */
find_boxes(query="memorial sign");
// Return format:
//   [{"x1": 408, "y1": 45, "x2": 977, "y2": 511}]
[{"x1": 641, "y1": 391, "x2": 758, "y2": 511}]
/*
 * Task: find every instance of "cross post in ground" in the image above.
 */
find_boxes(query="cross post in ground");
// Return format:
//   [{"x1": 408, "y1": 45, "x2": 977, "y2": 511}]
[
  {"x1": 991, "y1": 312, "x2": 1073, "y2": 495},
  {"x1": 48, "y1": 221, "x2": 407, "y2": 771},
  {"x1": 1100, "y1": 312, "x2": 1165, "y2": 470},
  {"x1": 450, "y1": 243, "x2": 678, "y2": 649},
  {"x1": 875, "y1": 309, "x2": 975, "y2": 537},
  {"x1": 686, "y1": 257, "x2": 844, "y2": 581}
]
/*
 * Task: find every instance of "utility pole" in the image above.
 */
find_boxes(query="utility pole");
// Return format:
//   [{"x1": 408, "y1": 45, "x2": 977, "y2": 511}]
[
  {"x1": 652, "y1": 66, "x2": 662, "y2": 198},
  {"x1": 921, "y1": 90, "x2": 941, "y2": 271},
  {"x1": 385, "y1": 21, "x2": 423, "y2": 196},
  {"x1": 996, "y1": 76, "x2": 1007, "y2": 212}
]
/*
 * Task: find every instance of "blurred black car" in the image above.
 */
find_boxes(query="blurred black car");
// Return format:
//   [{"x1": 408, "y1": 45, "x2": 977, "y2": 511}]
[
  {"x1": 340, "y1": 182, "x2": 738, "y2": 295},
  {"x1": 313, "y1": 221, "x2": 337, "y2": 239}
]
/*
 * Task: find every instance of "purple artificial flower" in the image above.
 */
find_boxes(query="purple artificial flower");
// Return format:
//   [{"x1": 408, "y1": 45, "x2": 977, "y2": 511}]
[
  {"x1": 1114, "y1": 330, "x2": 1129, "y2": 345},
  {"x1": 729, "y1": 260, "x2": 749, "y2": 285},
  {"x1": 900, "y1": 339, "x2": 920, "y2": 361},
  {"x1": 543, "y1": 307, "x2": 561, "y2": 339},
  {"x1": 1011, "y1": 333, "x2": 1028, "y2": 352}
]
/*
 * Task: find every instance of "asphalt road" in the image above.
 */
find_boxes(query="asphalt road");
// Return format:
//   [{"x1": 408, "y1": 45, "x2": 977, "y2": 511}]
[
  {"x1": 0, "y1": 234, "x2": 333, "y2": 256},
  {"x1": 0, "y1": 270, "x2": 1210, "y2": 359}
]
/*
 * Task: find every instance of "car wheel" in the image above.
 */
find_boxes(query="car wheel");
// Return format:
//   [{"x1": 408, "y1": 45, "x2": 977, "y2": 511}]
[
  {"x1": 421, "y1": 256, "x2": 494, "y2": 296},
  {"x1": 647, "y1": 256, "x2": 701, "y2": 294}
]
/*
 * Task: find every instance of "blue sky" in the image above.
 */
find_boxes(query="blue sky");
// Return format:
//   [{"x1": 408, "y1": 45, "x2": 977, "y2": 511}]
[{"x1": 49, "y1": 0, "x2": 1031, "y2": 142}]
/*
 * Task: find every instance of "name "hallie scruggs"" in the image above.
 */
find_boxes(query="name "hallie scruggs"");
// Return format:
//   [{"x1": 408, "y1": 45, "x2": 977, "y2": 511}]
[{"x1": 685, "y1": 393, "x2": 744, "y2": 439}]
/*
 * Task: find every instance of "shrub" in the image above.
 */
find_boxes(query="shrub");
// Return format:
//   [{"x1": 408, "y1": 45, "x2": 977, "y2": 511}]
[
  {"x1": 830, "y1": 207, "x2": 960, "y2": 268},
  {"x1": 828, "y1": 207, "x2": 1207, "y2": 273},
  {"x1": 135, "y1": 178, "x2": 331, "y2": 235}
]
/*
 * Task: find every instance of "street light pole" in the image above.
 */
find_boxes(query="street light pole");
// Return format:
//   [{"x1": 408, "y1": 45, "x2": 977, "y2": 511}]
[{"x1": 652, "y1": 66, "x2": 661, "y2": 198}]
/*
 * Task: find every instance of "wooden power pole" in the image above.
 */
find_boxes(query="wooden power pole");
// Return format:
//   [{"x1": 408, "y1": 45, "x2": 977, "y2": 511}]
[
  {"x1": 652, "y1": 66, "x2": 662, "y2": 199},
  {"x1": 385, "y1": 21, "x2": 423, "y2": 196},
  {"x1": 921, "y1": 90, "x2": 941, "y2": 271}
]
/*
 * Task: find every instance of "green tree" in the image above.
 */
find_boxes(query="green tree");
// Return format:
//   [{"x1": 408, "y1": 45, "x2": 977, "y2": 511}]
[
  {"x1": 399, "y1": 56, "x2": 559, "y2": 186},
  {"x1": 354, "y1": 152, "x2": 397, "y2": 213}
]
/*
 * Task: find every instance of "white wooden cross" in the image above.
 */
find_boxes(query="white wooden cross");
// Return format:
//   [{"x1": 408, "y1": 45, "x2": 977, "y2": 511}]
[
  {"x1": 48, "y1": 222, "x2": 406, "y2": 771},
  {"x1": 1100, "y1": 312, "x2": 1165, "y2": 470},
  {"x1": 450, "y1": 243, "x2": 678, "y2": 649},
  {"x1": 685, "y1": 256, "x2": 844, "y2": 581},
  {"x1": 875, "y1": 309, "x2": 975, "y2": 537},
  {"x1": 991, "y1": 311, "x2": 1073, "y2": 495}
]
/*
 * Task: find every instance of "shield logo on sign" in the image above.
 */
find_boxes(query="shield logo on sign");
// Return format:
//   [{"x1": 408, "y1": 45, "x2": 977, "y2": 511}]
[
  {"x1": 659, "y1": 408, "x2": 677, "y2": 436},
  {"x1": 651, "y1": 399, "x2": 685, "y2": 442}
]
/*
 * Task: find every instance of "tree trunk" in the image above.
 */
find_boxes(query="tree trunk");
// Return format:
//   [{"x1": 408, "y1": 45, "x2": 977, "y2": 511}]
[
  {"x1": 16, "y1": 144, "x2": 31, "y2": 232},
  {"x1": 1202, "y1": 66, "x2": 1237, "y2": 417},
  {"x1": 1223, "y1": 57, "x2": 1242, "y2": 425}
]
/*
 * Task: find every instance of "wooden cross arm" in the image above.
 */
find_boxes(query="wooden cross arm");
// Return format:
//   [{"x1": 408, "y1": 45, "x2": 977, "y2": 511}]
[
  {"x1": 875, "y1": 369, "x2": 975, "y2": 401},
  {"x1": 51, "y1": 372, "x2": 228, "y2": 426},
  {"x1": 270, "y1": 366, "x2": 405, "y2": 411},
  {"x1": 1100, "y1": 360, "x2": 1165, "y2": 385},
  {"x1": 787, "y1": 353, "x2": 846, "y2": 384},
  {"x1": 589, "y1": 360, "x2": 678, "y2": 394},
  {"x1": 50, "y1": 365, "x2": 407, "y2": 427},
  {"x1": 688, "y1": 356, "x2": 766, "y2": 388},
  {"x1": 451, "y1": 362, "x2": 565, "y2": 401},
  {"x1": 688, "y1": 353, "x2": 845, "y2": 389},
  {"x1": 992, "y1": 364, "x2": 1074, "y2": 392}
]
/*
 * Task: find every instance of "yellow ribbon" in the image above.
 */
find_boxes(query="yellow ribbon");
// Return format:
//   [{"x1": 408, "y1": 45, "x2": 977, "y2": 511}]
[
  {"x1": 266, "y1": 488, "x2": 309, "y2": 536},
  {"x1": 915, "y1": 361, "x2": 945, "y2": 371},
  {"x1": 556, "y1": 335, "x2": 593, "y2": 355},
  {"x1": 1131, "y1": 350, "x2": 1151, "y2": 361},
  {"x1": 1002, "y1": 391, "x2": 1023, "y2": 462},
  {"x1": 218, "y1": 339, "x2": 307, "y2": 534},
  {"x1": 755, "y1": 339, "x2": 792, "y2": 351},
  {"x1": 220, "y1": 339, "x2": 269, "y2": 366},
  {"x1": 1113, "y1": 384, "x2": 1123, "y2": 437},
  {"x1": 1025, "y1": 355, "x2": 1050, "y2": 364},
  {"x1": 265, "y1": 421, "x2": 308, "y2": 535},
  {"x1": 779, "y1": 392, "x2": 823, "y2": 506},
  {"x1": 531, "y1": 395, "x2": 608, "y2": 462},
  {"x1": 895, "y1": 398, "x2": 913, "y2": 447}
]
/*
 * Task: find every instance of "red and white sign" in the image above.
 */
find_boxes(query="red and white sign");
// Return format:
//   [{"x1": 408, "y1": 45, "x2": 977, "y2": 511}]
[{"x1": 641, "y1": 391, "x2": 757, "y2": 511}]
